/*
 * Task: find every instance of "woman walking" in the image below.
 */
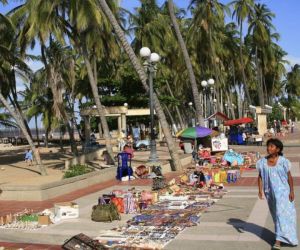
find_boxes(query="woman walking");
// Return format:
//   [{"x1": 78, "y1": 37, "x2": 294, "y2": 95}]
[{"x1": 257, "y1": 138, "x2": 298, "y2": 249}]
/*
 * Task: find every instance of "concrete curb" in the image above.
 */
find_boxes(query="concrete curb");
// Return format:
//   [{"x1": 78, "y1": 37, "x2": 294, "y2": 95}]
[{"x1": 0, "y1": 155, "x2": 192, "y2": 201}]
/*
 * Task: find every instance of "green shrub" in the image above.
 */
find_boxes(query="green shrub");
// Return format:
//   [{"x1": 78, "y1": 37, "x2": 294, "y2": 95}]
[
  {"x1": 18, "y1": 214, "x2": 38, "y2": 222},
  {"x1": 63, "y1": 164, "x2": 93, "y2": 179}
]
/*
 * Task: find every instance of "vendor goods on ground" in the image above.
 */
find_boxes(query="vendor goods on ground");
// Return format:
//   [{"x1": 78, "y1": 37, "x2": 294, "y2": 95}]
[
  {"x1": 54, "y1": 202, "x2": 79, "y2": 221},
  {"x1": 62, "y1": 233, "x2": 107, "y2": 250},
  {"x1": 91, "y1": 176, "x2": 227, "y2": 249}
]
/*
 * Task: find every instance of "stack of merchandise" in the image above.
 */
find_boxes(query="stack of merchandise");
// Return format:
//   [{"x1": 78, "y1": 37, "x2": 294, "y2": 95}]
[
  {"x1": 195, "y1": 148, "x2": 261, "y2": 184},
  {"x1": 93, "y1": 179, "x2": 226, "y2": 249}
]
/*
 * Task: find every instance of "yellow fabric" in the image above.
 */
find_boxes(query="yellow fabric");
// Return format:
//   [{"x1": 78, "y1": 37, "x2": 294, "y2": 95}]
[
  {"x1": 180, "y1": 174, "x2": 189, "y2": 183},
  {"x1": 214, "y1": 172, "x2": 220, "y2": 183},
  {"x1": 220, "y1": 170, "x2": 227, "y2": 183}
]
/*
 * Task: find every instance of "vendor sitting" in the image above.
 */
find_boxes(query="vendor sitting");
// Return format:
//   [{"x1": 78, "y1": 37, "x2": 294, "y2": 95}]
[{"x1": 123, "y1": 144, "x2": 134, "y2": 158}]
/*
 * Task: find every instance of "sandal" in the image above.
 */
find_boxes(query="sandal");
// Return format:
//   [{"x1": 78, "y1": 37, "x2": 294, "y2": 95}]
[{"x1": 272, "y1": 244, "x2": 281, "y2": 250}]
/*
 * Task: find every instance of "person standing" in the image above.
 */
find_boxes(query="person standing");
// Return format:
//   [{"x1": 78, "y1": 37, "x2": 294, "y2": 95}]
[
  {"x1": 25, "y1": 149, "x2": 33, "y2": 166},
  {"x1": 291, "y1": 121, "x2": 295, "y2": 133},
  {"x1": 257, "y1": 138, "x2": 298, "y2": 249}
]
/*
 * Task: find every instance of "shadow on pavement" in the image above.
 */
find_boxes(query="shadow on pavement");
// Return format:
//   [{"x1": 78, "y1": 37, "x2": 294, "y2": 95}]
[{"x1": 228, "y1": 218, "x2": 275, "y2": 246}]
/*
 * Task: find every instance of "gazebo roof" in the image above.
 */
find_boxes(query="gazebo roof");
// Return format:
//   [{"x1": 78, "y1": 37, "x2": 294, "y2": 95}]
[{"x1": 205, "y1": 112, "x2": 229, "y2": 121}]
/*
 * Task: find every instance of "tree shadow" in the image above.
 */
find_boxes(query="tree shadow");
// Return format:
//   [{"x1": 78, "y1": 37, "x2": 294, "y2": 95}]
[
  {"x1": 8, "y1": 164, "x2": 42, "y2": 175},
  {"x1": 228, "y1": 218, "x2": 274, "y2": 246}
]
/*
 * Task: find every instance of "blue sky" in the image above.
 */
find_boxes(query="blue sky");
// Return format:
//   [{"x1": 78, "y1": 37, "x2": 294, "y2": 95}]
[
  {"x1": 121, "y1": 0, "x2": 300, "y2": 65},
  {"x1": 1, "y1": 0, "x2": 300, "y2": 65}
]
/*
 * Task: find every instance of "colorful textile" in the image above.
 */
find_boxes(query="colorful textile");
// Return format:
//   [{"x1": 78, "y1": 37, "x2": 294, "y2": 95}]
[
  {"x1": 256, "y1": 156, "x2": 298, "y2": 246},
  {"x1": 223, "y1": 150, "x2": 244, "y2": 165}
]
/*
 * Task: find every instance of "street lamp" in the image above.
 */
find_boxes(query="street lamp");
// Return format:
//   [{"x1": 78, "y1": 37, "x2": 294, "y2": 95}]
[
  {"x1": 140, "y1": 47, "x2": 160, "y2": 163},
  {"x1": 213, "y1": 98, "x2": 217, "y2": 113},
  {"x1": 201, "y1": 78, "x2": 215, "y2": 120},
  {"x1": 188, "y1": 102, "x2": 196, "y2": 126},
  {"x1": 225, "y1": 103, "x2": 229, "y2": 117}
]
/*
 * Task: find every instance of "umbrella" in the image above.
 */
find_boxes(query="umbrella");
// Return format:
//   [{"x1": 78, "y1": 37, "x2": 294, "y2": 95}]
[
  {"x1": 177, "y1": 126, "x2": 213, "y2": 139},
  {"x1": 224, "y1": 117, "x2": 254, "y2": 126}
]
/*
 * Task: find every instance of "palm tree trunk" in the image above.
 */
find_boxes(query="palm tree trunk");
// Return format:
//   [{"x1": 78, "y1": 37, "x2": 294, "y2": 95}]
[
  {"x1": 45, "y1": 127, "x2": 49, "y2": 148},
  {"x1": 82, "y1": 49, "x2": 115, "y2": 165},
  {"x1": 227, "y1": 90, "x2": 236, "y2": 119},
  {"x1": 66, "y1": 123, "x2": 78, "y2": 155},
  {"x1": 98, "y1": 121, "x2": 103, "y2": 138},
  {"x1": 255, "y1": 47, "x2": 265, "y2": 107},
  {"x1": 98, "y1": 0, "x2": 182, "y2": 171},
  {"x1": 0, "y1": 92, "x2": 47, "y2": 176},
  {"x1": 167, "y1": 0, "x2": 203, "y2": 126},
  {"x1": 165, "y1": 80, "x2": 184, "y2": 128},
  {"x1": 163, "y1": 104, "x2": 176, "y2": 131},
  {"x1": 8, "y1": 94, "x2": 33, "y2": 139},
  {"x1": 59, "y1": 125, "x2": 64, "y2": 151},
  {"x1": 156, "y1": 89, "x2": 177, "y2": 130},
  {"x1": 239, "y1": 22, "x2": 252, "y2": 105},
  {"x1": 35, "y1": 115, "x2": 40, "y2": 146}
]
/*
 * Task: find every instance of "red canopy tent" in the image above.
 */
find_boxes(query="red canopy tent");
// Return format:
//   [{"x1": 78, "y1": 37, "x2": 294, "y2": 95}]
[{"x1": 224, "y1": 117, "x2": 254, "y2": 126}]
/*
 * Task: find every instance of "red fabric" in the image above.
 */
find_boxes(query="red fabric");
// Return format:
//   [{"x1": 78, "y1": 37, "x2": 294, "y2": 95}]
[
  {"x1": 224, "y1": 117, "x2": 254, "y2": 126},
  {"x1": 111, "y1": 197, "x2": 124, "y2": 213}
]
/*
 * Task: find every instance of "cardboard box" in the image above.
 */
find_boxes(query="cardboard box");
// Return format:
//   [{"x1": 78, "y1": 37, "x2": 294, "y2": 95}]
[
  {"x1": 38, "y1": 215, "x2": 51, "y2": 226},
  {"x1": 54, "y1": 202, "x2": 79, "y2": 220}
]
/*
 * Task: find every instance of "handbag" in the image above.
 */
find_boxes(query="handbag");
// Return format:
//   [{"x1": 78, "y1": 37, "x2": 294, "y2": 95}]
[
  {"x1": 91, "y1": 203, "x2": 120, "y2": 222},
  {"x1": 62, "y1": 233, "x2": 107, "y2": 250}
]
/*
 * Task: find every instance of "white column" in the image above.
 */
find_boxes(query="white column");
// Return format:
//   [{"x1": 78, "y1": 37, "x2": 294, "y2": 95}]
[
  {"x1": 117, "y1": 116, "x2": 122, "y2": 134},
  {"x1": 121, "y1": 113, "x2": 126, "y2": 132}
]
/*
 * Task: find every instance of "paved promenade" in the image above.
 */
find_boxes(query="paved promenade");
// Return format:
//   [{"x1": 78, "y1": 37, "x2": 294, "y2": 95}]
[{"x1": 0, "y1": 125, "x2": 299, "y2": 249}]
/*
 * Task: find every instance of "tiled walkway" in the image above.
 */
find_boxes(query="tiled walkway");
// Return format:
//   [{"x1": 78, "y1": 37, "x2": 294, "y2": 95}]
[
  {"x1": 0, "y1": 171, "x2": 180, "y2": 217},
  {"x1": 1, "y1": 144, "x2": 299, "y2": 249},
  {"x1": 0, "y1": 242, "x2": 61, "y2": 250}
]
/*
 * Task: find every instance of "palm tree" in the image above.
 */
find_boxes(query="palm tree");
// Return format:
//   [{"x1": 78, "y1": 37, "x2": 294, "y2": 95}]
[
  {"x1": 167, "y1": 0, "x2": 203, "y2": 125},
  {"x1": 64, "y1": 0, "x2": 121, "y2": 163},
  {"x1": 0, "y1": 93, "x2": 47, "y2": 175},
  {"x1": 230, "y1": 0, "x2": 254, "y2": 105},
  {"x1": 0, "y1": 108, "x2": 17, "y2": 128},
  {"x1": 98, "y1": 0, "x2": 182, "y2": 171},
  {"x1": 189, "y1": 0, "x2": 229, "y2": 111},
  {"x1": 248, "y1": 3, "x2": 275, "y2": 106},
  {"x1": 0, "y1": 12, "x2": 47, "y2": 175}
]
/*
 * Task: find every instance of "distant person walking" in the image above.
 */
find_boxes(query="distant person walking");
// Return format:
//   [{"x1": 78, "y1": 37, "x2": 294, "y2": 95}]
[
  {"x1": 257, "y1": 138, "x2": 298, "y2": 249},
  {"x1": 291, "y1": 121, "x2": 295, "y2": 133},
  {"x1": 25, "y1": 149, "x2": 33, "y2": 166}
]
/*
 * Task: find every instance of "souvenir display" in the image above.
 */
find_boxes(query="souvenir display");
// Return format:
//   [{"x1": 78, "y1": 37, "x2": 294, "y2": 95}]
[{"x1": 93, "y1": 178, "x2": 227, "y2": 249}]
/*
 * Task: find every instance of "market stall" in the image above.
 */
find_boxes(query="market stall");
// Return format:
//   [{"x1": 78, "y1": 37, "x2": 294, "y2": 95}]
[{"x1": 224, "y1": 117, "x2": 262, "y2": 145}]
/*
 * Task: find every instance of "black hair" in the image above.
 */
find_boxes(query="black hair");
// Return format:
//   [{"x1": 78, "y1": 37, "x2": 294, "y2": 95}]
[{"x1": 266, "y1": 138, "x2": 283, "y2": 156}]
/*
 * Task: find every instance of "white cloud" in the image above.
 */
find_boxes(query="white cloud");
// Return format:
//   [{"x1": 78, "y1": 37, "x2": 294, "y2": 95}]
[
  {"x1": 284, "y1": 55, "x2": 300, "y2": 68},
  {"x1": 25, "y1": 59, "x2": 43, "y2": 72},
  {"x1": 16, "y1": 83, "x2": 26, "y2": 92}
]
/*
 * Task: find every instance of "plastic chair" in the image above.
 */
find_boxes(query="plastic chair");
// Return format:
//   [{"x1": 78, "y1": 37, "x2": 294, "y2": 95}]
[{"x1": 116, "y1": 152, "x2": 133, "y2": 181}]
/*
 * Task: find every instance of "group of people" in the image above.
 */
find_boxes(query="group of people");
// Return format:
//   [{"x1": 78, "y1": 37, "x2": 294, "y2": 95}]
[
  {"x1": 268, "y1": 119, "x2": 295, "y2": 137},
  {"x1": 227, "y1": 125, "x2": 259, "y2": 145}
]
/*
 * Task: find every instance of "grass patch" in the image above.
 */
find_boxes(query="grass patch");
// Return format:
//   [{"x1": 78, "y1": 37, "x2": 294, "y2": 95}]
[
  {"x1": 63, "y1": 164, "x2": 93, "y2": 179},
  {"x1": 17, "y1": 214, "x2": 38, "y2": 222}
]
